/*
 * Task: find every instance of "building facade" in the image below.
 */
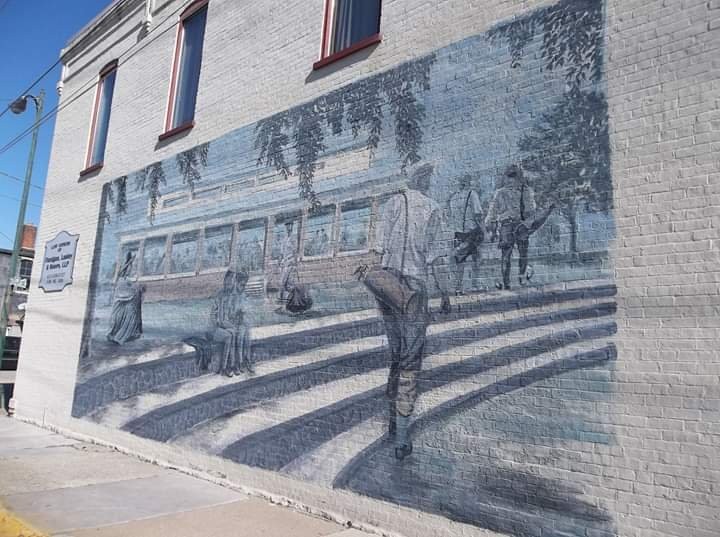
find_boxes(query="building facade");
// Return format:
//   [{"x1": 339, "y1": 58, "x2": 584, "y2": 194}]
[
  {"x1": 14, "y1": 1, "x2": 720, "y2": 536},
  {"x1": 1, "y1": 224, "x2": 36, "y2": 411}
]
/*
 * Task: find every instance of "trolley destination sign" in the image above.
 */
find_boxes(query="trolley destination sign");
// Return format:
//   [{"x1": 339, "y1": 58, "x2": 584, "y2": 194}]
[{"x1": 39, "y1": 231, "x2": 79, "y2": 293}]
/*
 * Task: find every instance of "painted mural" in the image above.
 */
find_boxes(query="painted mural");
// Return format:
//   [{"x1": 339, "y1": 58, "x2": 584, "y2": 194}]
[{"x1": 74, "y1": 1, "x2": 618, "y2": 535}]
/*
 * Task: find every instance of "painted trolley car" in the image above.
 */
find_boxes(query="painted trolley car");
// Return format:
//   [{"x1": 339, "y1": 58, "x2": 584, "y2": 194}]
[{"x1": 112, "y1": 146, "x2": 406, "y2": 303}]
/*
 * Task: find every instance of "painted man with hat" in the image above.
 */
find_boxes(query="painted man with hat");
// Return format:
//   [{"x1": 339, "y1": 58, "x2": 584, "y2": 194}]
[
  {"x1": 371, "y1": 162, "x2": 450, "y2": 460},
  {"x1": 485, "y1": 164, "x2": 536, "y2": 290}
]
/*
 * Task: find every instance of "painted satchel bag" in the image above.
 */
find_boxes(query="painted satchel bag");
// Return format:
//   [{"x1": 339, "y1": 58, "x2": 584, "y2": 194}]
[{"x1": 354, "y1": 191, "x2": 418, "y2": 315}]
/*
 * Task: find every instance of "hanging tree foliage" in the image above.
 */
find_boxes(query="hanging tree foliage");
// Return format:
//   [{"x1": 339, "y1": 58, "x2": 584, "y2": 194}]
[
  {"x1": 135, "y1": 161, "x2": 167, "y2": 223},
  {"x1": 519, "y1": 90, "x2": 611, "y2": 252},
  {"x1": 487, "y1": 0, "x2": 604, "y2": 88},
  {"x1": 130, "y1": 142, "x2": 209, "y2": 223},
  {"x1": 489, "y1": 0, "x2": 608, "y2": 253},
  {"x1": 176, "y1": 142, "x2": 210, "y2": 194},
  {"x1": 114, "y1": 175, "x2": 127, "y2": 215},
  {"x1": 102, "y1": 175, "x2": 128, "y2": 221},
  {"x1": 254, "y1": 55, "x2": 435, "y2": 211}
]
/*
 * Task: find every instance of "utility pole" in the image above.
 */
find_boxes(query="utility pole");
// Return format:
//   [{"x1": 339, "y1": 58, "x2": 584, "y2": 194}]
[{"x1": 0, "y1": 90, "x2": 44, "y2": 362}]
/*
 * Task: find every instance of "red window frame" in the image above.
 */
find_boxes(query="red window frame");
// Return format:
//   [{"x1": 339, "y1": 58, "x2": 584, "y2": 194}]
[
  {"x1": 81, "y1": 59, "x2": 118, "y2": 176},
  {"x1": 313, "y1": 0, "x2": 382, "y2": 70},
  {"x1": 161, "y1": 0, "x2": 209, "y2": 140}
]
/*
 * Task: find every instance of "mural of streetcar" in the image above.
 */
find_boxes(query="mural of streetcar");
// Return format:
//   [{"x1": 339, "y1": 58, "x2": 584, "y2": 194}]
[{"x1": 111, "y1": 173, "x2": 401, "y2": 303}]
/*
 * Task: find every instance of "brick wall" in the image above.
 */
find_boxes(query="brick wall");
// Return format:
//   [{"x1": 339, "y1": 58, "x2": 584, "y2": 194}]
[
  {"x1": 14, "y1": 1, "x2": 720, "y2": 536},
  {"x1": 20, "y1": 224, "x2": 36, "y2": 251}
]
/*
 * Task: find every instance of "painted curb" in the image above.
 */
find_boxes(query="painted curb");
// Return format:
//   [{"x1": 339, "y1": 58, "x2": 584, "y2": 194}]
[{"x1": 0, "y1": 506, "x2": 47, "y2": 537}]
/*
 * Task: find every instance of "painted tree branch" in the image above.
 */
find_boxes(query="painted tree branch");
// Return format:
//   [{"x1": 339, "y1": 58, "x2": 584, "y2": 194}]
[
  {"x1": 176, "y1": 142, "x2": 210, "y2": 194},
  {"x1": 135, "y1": 162, "x2": 167, "y2": 223},
  {"x1": 488, "y1": 0, "x2": 604, "y2": 87},
  {"x1": 254, "y1": 55, "x2": 436, "y2": 210}
]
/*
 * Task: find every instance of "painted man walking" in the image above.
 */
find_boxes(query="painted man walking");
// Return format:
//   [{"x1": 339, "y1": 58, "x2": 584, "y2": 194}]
[
  {"x1": 485, "y1": 165, "x2": 536, "y2": 290},
  {"x1": 446, "y1": 173, "x2": 484, "y2": 295},
  {"x1": 373, "y1": 163, "x2": 450, "y2": 460},
  {"x1": 278, "y1": 221, "x2": 299, "y2": 302}
]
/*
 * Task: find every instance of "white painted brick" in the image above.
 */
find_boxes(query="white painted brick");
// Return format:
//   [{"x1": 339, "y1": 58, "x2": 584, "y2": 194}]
[{"x1": 11, "y1": 1, "x2": 720, "y2": 536}]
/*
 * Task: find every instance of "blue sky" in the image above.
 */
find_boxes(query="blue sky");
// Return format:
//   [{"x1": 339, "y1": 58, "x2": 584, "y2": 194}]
[{"x1": 0, "y1": 0, "x2": 112, "y2": 250}]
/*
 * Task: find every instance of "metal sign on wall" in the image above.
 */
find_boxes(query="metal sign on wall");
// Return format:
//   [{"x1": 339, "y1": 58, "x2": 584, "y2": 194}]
[{"x1": 39, "y1": 231, "x2": 79, "y2": 293}]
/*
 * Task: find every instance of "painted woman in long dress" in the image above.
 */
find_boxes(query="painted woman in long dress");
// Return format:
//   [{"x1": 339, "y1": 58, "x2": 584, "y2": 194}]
[
  {"x1": 107, "y1": 252, "x2": 144, "y2": 345},
  {"x1": 212, "y1": 270, "x2": 253, "y2": 376}
]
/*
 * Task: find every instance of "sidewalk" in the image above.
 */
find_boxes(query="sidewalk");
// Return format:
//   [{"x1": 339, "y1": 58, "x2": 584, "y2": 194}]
[{"x1": 0, "y1": 417, "x2": 367, "y2": 537}]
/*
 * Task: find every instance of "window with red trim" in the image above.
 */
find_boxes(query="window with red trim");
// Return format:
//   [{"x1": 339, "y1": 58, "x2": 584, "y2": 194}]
[
  {"x1": 318, "y1": 0, "x2": 381, "y2": 63},
  {"x1": 85, "y1": 61, "x2": 117, "y2": 170},
  {"x1": 164, "y1": 0, "x2": 208, "y2": 134}
]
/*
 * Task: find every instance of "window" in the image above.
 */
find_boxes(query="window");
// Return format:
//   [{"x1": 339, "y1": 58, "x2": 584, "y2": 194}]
[
  {"x1": 271, "y1": 215, "x2": 300, "y2": 261},
  {"x1": 118, "y1": 242, "x2": 140, "y2": 278},
  {"x1": 303, "y1": 205, "x2": 335, "y2": 258},
  {"x1": 84, "y1": 61, "x2": 117, "y2": 172},
  {"x1": 170, "y1": 231, "x2": 199, "y2": 274},
  {"x1": 142, "y1": 236, "x2": 167, "y2": 276},
  {"x1": 18, "y1": 259, "x2": 33, "y2": 280},
  {"x1": 316, "y1": 0, "x2": 382, "y2": 68},
  {"x1": 202, "y1": 225, "x2": 233, "y2": 270},
  {"x1": 236, "y1": 221, "x2": 266, "y2": 273},
  {"x1": 164, "y1": 1, "x2": 208, "y2": 135},
  {"x1": 339, "y1": 200, "x2": 372, "y2": 253}
]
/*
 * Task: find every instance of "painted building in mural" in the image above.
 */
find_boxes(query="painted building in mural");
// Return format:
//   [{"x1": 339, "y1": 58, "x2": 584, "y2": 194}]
[{"x1": 14, "y1": 1, "x2": 720, "y2": 537}]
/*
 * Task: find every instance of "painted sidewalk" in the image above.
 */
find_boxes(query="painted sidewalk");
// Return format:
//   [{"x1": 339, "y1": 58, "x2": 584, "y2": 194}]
[{"x1": 0, "y1": 417, "x2": 366, "y2": 537}]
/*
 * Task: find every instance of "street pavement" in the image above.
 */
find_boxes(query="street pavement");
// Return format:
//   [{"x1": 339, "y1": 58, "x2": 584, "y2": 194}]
[{"x1": 0, "y1": 417, "x2": 368, "y2": 537}]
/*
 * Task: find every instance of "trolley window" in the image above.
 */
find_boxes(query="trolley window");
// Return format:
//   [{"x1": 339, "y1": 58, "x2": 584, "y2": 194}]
[
  {"x1": 170, "y1": 230, "x2": 199, "y2": 274},
  {"x1": 202, "y1": 225, "x2": 233, "y2": 270},
  {"x1": 236, "y1": 221, "x2": 266, "y2": 273},
  {"x1": 142, "y1": 236, "x2": 167, "y2": 276},
  {"x1": 339, "y1": 200, "x2": 372, "y2": 253},
  {"x1": 271, "y1": 214, "x2": 301, "y2": 261},
  {"x1": 118, "y1": 242, "x2": 140, "y2": 278},
  {"x1": 303, "y1": 205, "x2": 335, "y2": 258}
]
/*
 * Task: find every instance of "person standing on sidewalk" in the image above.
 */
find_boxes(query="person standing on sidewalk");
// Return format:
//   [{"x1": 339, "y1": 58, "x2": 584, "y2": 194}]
[
  {"x1": 485, "y1": 164, "x2": 536, "y2": 290},
  {"x1": 372, "y1": 163, "x2": 450, "y2": 460}
]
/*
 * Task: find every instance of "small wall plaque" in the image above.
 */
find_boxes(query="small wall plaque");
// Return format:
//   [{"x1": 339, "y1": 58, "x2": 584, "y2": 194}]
[{"x1": 39, "y1": 231, "x2": 79, "y2": 293}]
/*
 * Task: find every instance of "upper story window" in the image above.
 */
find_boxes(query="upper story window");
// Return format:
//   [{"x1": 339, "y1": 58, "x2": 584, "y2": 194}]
[
  {"x1": 315, "y1": 0, "x2": 382, "y2": 69},
  {"x1": 83, "y1": 60, "x2": 117, "y2": 173},
  {"x1": 18, "y1": 259, "x2": 33, "y2": 281},
  {"x1": 163, "y1": 0, "x2": 208, "y2": 136}
]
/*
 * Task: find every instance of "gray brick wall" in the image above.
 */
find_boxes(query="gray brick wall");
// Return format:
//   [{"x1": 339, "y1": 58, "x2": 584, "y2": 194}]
[{"x1": 14, "y1": 1, "x2": 720, "y2": 536}]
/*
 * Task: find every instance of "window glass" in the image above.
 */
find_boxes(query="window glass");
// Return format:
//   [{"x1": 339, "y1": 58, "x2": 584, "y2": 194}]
[
  {"x1": 331, "y1": 0, "x2": 381, "y2": 54},
  {"x1": 193, "y1": 186, "x2": 221, "y2": 200},
  {"x1": 202, "y1": 225, "x2": 232, "y2": 269},
  {"x1": 19, "y1": 259, "x2": 33, "y2": 280},
  {"x1": 339, "y1": 200, "x2": 371, "y2": 252},
  {"x1": 303, "y1": 206, "x2": 335, "y2": 258},
  {"x1": 118, "y1": 242, "x2": 140, "y2": 278},
  {"x1": 162, "y1": 194, "x2": 189, "y2": 209},
  {"x1": 90, "y1": 69, "x2": 116, "y2": 166},
  {"x1": 170, "y1": 230, "x2": 199, "y2": 274},
  {"x1": 236, "y1": 222, "x2": 266, "y2": 273},
  {"x1": 142, "y1": 236, "x2": 167, "y2": 276},
  {"x1": 271, "y1": 216, "x2": 300, "y2": 261},
  {"x1": 172, "y1": 6, "x2": 208, "y2": 128}
]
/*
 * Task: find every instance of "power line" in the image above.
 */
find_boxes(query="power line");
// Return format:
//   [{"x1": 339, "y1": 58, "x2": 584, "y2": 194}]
[
  {"x1": 0, "y1": 59, "x2": 62, "y2": 123},
  {"x1": 0, "y1": 192, "x2": 41, "y2": 209},
  {"x1": 0, "y1": 1, "x2": 195, "y2": 158},
  {"x1": 0, "y1": 170, "x2": 44, "y2": 190}
]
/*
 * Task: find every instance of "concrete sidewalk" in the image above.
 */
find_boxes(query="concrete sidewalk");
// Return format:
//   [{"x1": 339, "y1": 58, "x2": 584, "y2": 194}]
[{"x1": 0, "y1": 417, "x2": 367, "y2": 537}]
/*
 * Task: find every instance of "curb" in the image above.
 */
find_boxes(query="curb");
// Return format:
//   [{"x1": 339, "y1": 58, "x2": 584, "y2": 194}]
[{"x1": 0, "y1": 505, "x2": 47, "y2": 537}]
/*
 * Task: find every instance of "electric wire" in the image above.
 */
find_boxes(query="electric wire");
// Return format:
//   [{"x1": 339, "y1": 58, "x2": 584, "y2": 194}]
[
  {"x1": 0, "y1": 192, "x2": 41, "y2": 208},
  {"x1": 0, "y1": 170, "x2": 44, "y2": 190},
  {"x1": 0, "y1": 0, "x2": 194, "y2": 157}
]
